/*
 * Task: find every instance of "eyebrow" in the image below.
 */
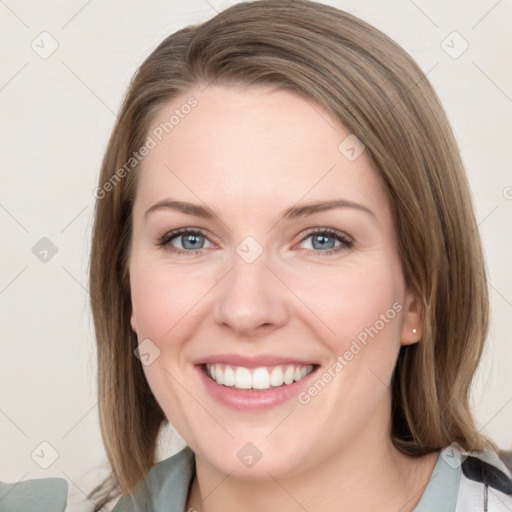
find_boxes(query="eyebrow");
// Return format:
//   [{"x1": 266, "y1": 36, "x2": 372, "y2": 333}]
[{"x1": 144, "y1": 198, "x2": 376, "y2": 221}]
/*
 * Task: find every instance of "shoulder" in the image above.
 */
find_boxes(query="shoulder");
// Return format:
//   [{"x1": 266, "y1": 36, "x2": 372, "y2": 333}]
[
  {"x1": 0, "y1": 477, "x2": 68, "y2": 512},
  {"x1": 456, "y1": 445, "x2": 512, "y2": 511},
  {"x1": 414, "y1": 444, "x2": 512, "y2": 511},
  {"x1": 113, "y1": 445, "x2": 195, "y2": 512}
]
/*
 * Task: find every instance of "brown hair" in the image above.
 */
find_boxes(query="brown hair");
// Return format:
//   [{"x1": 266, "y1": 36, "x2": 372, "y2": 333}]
[{"x1": 88, "y1": 0, "x2": 495, "y2": 508}]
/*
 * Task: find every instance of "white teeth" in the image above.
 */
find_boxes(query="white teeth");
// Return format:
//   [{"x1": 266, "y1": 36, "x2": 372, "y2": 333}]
[
  {"x1": 223, "y1": 365, "x2": 235, "y2": 386},
  {"x1": 235, "y1": 367, "x2": 252, "y2": 389},
  {"x1": 270, "y1": 366, "x2": 284, "y2": 386},
  {"x1": 205, "y1": 363, "x2": 314, "y2": 390},
  {"x1": 215, "y1": 365, "x2": 224, "y2": 385},
  {"x1": 252, "y1": 367, "x2": 270, "y2": 389},
  {"x1": 283, "y1": 365, "x2": 295, "y2": 385}
]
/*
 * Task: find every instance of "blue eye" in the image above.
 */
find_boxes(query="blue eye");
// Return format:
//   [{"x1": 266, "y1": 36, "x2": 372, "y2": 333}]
[
  {"x1": 157, "y1": 227, "x2": 353, "y2": 257},
  {"x1": 299, "y1": 228, "x2": 353, "y2": 256},
  {"x1": 157, "y1": 229, "x2": 212, "y2": 255}
]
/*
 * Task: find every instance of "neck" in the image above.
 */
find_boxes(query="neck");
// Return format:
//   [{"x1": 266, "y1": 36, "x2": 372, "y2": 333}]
[{"x1": 186, "y1": 429, "x2": 439, "y2": 512}]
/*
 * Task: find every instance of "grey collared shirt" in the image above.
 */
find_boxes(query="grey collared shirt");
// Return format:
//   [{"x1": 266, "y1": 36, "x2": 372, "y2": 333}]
[
  {"x1": 2, "y1": 445, "x2": 511, "y2": 511},
  {"x1": 112, "y1": 445, "x2": 458, "y2": 512}
]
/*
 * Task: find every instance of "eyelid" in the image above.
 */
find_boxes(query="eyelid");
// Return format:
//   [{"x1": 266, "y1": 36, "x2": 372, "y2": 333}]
[
  {"x1": 298, "y1": 227, "x2": 352, "y2": 243},
  {"x1": 157, "y1": 227, "x2": 215, "y2": 254},
  {"x1": 296, "y1": 227, "x2": 353, "y2": 254},
  {"x1": 157, "y1": 226, "x2": 353, "y2": 256}
]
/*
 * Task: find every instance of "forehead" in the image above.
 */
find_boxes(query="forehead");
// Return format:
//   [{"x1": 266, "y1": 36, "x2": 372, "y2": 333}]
[{"x1": 134, "y1": 85, "x2": 388, "y2": 220}]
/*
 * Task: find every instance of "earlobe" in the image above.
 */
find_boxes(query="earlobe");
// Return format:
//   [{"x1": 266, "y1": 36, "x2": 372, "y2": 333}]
[
  {"x1": 130, "y1": 309, "x2": 137, "y2": 333},
  {"x1": 401, "y1": 290, "x2": 423, "y2": 346}
]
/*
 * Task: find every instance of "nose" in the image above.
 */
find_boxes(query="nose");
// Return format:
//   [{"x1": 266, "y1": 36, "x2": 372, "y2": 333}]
[{"x1": 212, "y1": 249, "x2": 290, "y2": 338}]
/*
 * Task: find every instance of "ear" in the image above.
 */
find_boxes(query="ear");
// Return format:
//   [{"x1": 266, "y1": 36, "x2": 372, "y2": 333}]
[
  {"x1": 400, "y1": 289, "x2": 423, "y2": 346},
  {"x1": 130, "y1": 308, "x2": 137, "y2": 333}
]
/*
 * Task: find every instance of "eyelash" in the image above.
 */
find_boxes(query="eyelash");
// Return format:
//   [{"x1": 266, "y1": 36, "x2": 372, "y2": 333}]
[{"x1": 157, "y1": 227, "x2": 353, "y2": 257}]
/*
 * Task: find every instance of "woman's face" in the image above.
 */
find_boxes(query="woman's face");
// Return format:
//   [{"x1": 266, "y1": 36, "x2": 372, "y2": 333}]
[{"x1": 129, "y1": 85, "x2": 422, "y2": 478}]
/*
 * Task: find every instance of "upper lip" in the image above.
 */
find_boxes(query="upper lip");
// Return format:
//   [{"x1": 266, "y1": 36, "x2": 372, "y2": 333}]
[{"x1": 195, "y1": 354, "x2": 319, "y2": 368}]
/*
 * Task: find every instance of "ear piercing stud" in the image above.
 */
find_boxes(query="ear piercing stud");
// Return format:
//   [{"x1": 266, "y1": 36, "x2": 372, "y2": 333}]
[{"x1": 412, "y1": 328, "x2": 417, "y2": 334}]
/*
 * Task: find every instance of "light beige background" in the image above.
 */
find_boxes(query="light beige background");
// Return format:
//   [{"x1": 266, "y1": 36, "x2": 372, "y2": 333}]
[{"x1": 0, "y1": 0, "x2": 511, "y2": 510}]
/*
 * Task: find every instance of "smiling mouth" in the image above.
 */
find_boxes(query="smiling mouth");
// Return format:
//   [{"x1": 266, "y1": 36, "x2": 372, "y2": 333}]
[{"x1": 202, "y1": 363, "x2": 318, "y2": 391}]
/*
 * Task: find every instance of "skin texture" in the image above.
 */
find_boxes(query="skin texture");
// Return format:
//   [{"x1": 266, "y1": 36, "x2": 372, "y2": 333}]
[{"x1": 129, "y1": 85, "x2": 438, "y2": 511}]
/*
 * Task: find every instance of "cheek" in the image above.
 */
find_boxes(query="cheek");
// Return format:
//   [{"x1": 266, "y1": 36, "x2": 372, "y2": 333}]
[
  {"x1": 293, "y1": 258, "x2": 405, "y2": 398},
  {"x1": 129, "y1": 258, "x2": 212, "y2": 435},
  {"x1": 130, "y1": 258, "x2": 213, "y2": 343},
  {"x1": 288, "y1": 263, "x2": 404, "y2": 434},
  {"x1": 299, "y1": 259, "x2": 403, "y2": 342}
]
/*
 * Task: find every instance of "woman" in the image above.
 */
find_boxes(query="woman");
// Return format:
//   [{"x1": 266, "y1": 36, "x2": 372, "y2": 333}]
[{"x1": 83, "y1": 0, "x2": 511, "y2": 510}]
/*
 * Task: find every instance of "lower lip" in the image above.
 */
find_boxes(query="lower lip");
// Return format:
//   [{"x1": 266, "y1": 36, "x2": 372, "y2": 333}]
[{"x1": 196, "y1": 365, "x2": 319, "y2": 411}]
